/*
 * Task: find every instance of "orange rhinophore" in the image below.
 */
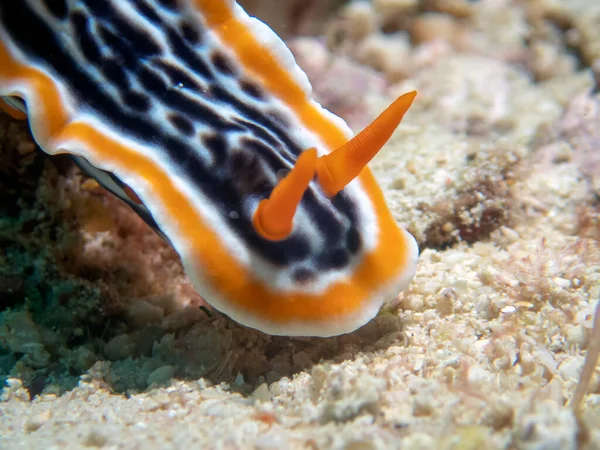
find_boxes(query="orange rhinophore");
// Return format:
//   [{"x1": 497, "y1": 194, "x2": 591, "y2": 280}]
[
  {"x1": 0, "y1": 0, "x2": 419, "y2": 336},
  {"x1": 253, "y1": 148, "x2": 317, "y2": 241},
  {"x1": 317, "y1": 91, "x2": 417, "y2": 197}
]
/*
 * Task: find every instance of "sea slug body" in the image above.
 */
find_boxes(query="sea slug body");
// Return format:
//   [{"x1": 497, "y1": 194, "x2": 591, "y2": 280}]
[{"x1": 0, "y1": 0, "x2": 419, "y2": 336}]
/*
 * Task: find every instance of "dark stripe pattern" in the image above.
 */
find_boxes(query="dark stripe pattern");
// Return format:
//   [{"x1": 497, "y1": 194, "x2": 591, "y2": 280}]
[{"x1": 0, "y1": 0, "x2": 364, "y2": 277}]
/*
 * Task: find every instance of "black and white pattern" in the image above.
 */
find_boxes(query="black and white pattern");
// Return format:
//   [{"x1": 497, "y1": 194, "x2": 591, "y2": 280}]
[{"x1": 0, "y1": 0, "x2": 378, "y2": 292}]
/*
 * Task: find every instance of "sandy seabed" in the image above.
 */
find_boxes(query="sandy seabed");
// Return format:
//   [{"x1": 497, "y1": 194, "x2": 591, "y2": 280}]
[{"x1": 1, "y1": 1, "x2": 600, "y2": 449}]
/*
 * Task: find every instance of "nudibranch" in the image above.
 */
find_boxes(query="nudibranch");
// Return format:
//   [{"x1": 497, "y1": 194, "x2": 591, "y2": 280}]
[{"x1": 0, "y1": 0, "x2": 418, "y2": 336}]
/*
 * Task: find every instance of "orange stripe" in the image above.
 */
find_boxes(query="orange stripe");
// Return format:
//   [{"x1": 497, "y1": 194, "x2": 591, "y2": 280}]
[
  {"x1": 0, "y1": 44, "x2": 69, "y2": 145},
  {"x1": 0, "y1": 7, "x2": 412, "y2": 326},
  {"x1": 192, "y1": 0, "x2": 349, "y2": 149},
  {"x1": 0, "y1": 97, "x2": 27, "y2": 120}
]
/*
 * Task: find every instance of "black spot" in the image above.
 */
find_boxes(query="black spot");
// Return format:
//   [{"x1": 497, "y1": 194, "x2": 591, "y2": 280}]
[
  {"x1": 112, "y1": 16, "x2": 161, "y2": 57},
  {"x1": 326, "y1": 249, "x2": 350, "y2": 269},
  {"x1": 229, "y1": 150, "x2": 271, "y2": 195},
  {"x1": 133, "y1": 0, "x2": 161, "y2": 23},
  {"x1": 81, "y1": 0, "x2": 111, "y2": 18},
  {"x1": 168, "y1": 113, "x2": 194, "y2": 136},
  {"x1": 138, "y1": 67, "x2": 168, "y2": 95},
  {"x1": 42, "y1": 0, "x2": 68, "y2": 20},
  {"x1": 292, "y1": 268, "x2": 316, "y2": 283},
  {"x1": 101, "y1": 58, "x2": 129, "y2": 89},
  {"x1": 230, "y1": 150, "x2": 260, "y2": 178},
  {"x1": 179, "y1": 20, "x2": 201, "y2": 45},
  {"x1": 346, "y1": 227, "x2": 361, "y2": 254},
  {"x1": 122, "y1": 91, "x2": 151, "y2": 112},
  {"x1": 240, "y1": 80, "x2": 264, "y2": 100},
  {"x1": 157, "y1": 0, "x2": 178, "y2": 9},
  {"x1": 211, "y1": 52, "x2": 235, "y2": 76},
  {"x1": 202, "y1": 133, "x2": 228, "y2": 165}
]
